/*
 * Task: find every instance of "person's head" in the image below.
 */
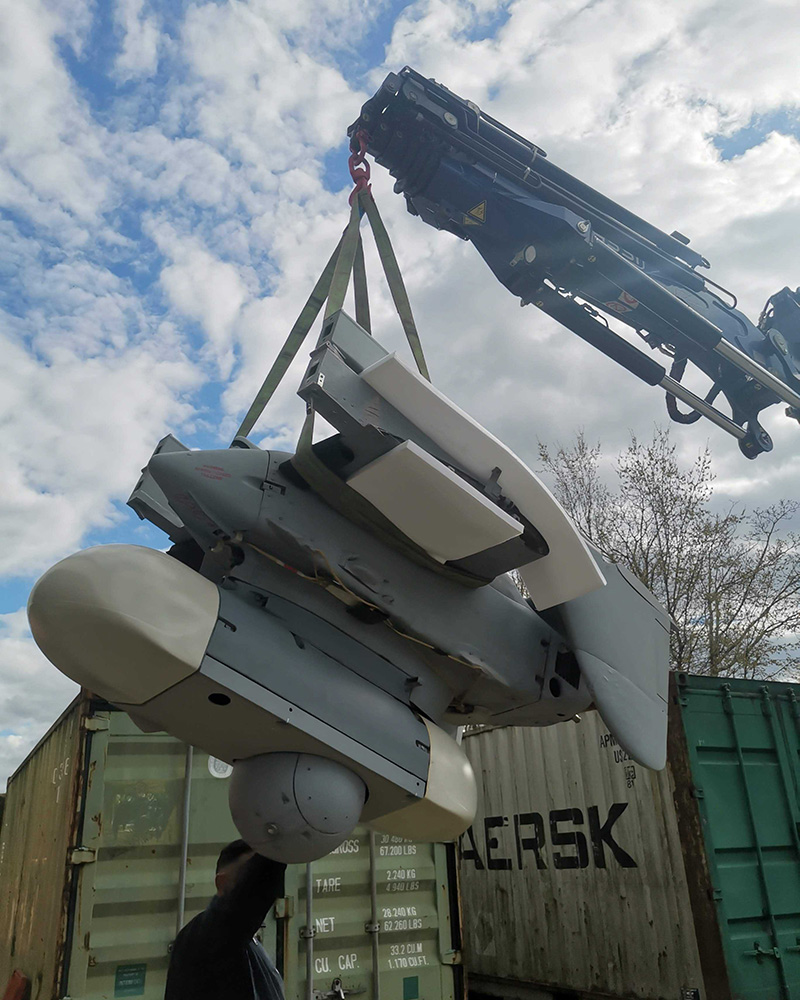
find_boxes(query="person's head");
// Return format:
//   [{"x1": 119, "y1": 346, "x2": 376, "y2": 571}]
[{"x1": 215, "y1": 839, "x2": 255, "y2": 896}]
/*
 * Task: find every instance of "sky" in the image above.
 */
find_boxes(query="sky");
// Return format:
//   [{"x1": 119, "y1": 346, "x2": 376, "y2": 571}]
[{"x1": 2, "y1": 0, "x2": 800, "y2": 783}]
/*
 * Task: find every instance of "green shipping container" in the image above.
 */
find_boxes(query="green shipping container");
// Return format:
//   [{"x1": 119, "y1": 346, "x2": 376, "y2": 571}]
[
  {"x1": 460, "y1": 672, "x2": 800, "y2": 1000},
  {"x1": 0, "y1": 695, "x2": 462, "y2": 1000},
  {"x1": 672, "y1": 673, "x2": 800, "y2": 1000}
]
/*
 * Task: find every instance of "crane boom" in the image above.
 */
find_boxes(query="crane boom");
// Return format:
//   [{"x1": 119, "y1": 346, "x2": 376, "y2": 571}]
[{"x1": 349, "y1": 67, "x2": 800, "y2": 458}]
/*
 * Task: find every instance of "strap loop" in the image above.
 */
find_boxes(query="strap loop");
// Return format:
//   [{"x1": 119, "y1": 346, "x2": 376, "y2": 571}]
[
  {"x1": 324, "y1": 193, "x2": 363, "y2": 322},
  {"x1": 361, "y1": 194, "x2": 430, "y2": 381},
  {"x1": 235, "y1": 182, "x2": 429, "y2": 441},
  {"x1": 353, "y1": 234, "x2": 370, "y2": 334},
  {"x1": 234, "y1": 237, "x2": 342, "y2": 440}
]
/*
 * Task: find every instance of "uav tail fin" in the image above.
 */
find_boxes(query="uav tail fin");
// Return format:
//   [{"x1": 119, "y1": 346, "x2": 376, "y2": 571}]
[{"x1": 554, "y1": 558, "x2": 671, "y2": 769}]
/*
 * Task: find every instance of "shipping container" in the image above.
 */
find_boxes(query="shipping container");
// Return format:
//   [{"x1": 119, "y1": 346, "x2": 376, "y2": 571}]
[
  {"x1": 0, "y1": 695, "x2": 462, "y2": 1000},
  {"x1": 460, "y1": 672, "x2": 800, "y2": 1000}
]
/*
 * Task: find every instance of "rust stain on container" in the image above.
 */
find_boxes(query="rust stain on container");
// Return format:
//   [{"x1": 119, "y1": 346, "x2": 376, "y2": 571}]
[
  {"x1": 666, "y1": 677, "x2": 731, "y2": 1000},
  {"x1": 0, "y1": 694, "x2": 90, "y2": 995}
]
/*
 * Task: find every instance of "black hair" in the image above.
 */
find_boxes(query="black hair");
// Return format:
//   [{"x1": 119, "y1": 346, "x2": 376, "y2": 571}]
[{"x1": 216, "y1": 839, "x2": 253, "y2": 874}]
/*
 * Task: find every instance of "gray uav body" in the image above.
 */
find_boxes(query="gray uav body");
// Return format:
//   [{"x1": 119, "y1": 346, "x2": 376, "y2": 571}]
[
  {"x1": 28, "y1": 309, "x2": 669, "y2": 859},
  {"x1": 125, "y1": 311, "x2": 669, "y2": 768}
]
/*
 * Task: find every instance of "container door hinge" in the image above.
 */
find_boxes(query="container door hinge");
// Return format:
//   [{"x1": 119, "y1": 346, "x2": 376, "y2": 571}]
[
  {"x1": 275, "y1": 897, "x2": 295, "y2": 919},
  {"x1": 70, "y1": 847, "x2": 97, "y2": 864},
  {"x1": 692, "y1": 787, "x2": 705, "y2": 799},
  {"x1": 83, "y1": 717, "x2": 110, "y2": 732},
  {"x1": 710, "y1": 887, "x2": 723, "y2": 901},
  {"x1": 440, "y1": 949, "x2": 462, "y2": 965},
  {"x1": 743, "y1": 941, "x2": 780, "y2": 962}
]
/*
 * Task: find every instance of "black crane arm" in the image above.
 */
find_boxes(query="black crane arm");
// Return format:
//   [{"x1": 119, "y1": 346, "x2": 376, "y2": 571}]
[{"x1": 349, "y1": 67, "x2": 800, "y2": 458}]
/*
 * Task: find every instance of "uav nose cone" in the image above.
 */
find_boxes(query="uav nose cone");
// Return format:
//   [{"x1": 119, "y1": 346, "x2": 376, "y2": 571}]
[
  {"x1": 147, "y1": 447, "x2": 269, "y2": 539},
  {"x1": 28, "y1": 544, "x2": 220, "y2": 705}
]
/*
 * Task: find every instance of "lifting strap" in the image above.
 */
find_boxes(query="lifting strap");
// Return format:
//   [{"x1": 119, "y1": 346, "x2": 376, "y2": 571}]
[
  {"x1": 234, "y1": 189, "x2": 429, "y2": 441},
  {"x1": 353, "y1": 232, "x2": 370, "y2": 334},
  {"x1": 361, "y1": 194, "x2": 429, "y2": 380}
]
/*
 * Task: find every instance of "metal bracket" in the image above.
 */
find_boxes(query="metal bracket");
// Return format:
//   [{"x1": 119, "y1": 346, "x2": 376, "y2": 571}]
[
  {"x1": 440, "y1": 949, "x2": 463, "y2": 965},
  {"x1": 70, "y1": 847, "x2": 96, "y2": 865},
  {"x1": 314, "y1": 979, "x2": 366, "y2": 1000},
  {"x1": 82, "y1": 717, "x2": 109, "y2": 732},
  {"x1": 743, "y1": 941, "x2": 780, "y2": 962},
  {"x1": 300, "y1": 926, "x2": 315, "y2": 940}
]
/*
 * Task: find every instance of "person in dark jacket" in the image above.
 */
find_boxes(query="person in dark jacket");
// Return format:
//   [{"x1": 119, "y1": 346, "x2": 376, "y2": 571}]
[{"x1": 165, "y1": 839, "x2": 287, "y2": 1000}]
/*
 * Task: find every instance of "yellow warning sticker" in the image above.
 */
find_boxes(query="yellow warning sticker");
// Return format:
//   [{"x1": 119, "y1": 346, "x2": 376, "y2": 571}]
[
  {"x1": 462, "y1": 215, "x2": 481, "y2": 226},
  {"x1": 467, "y1": 201, "x2": 486, "y2": 222}
]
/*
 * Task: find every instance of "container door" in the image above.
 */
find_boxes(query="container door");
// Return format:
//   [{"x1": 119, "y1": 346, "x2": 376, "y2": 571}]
[
  {"x1": 461, "y1": 716, "x2": 705, "y2": 1000},
  {"x1": 60, "y1": 712, "x2": 460, "y2": 1000},
  {"x1": 64, "y1": 711, "x2": 182, "y2": 999},
  {"x1": 0, "y1": 696, "x2": 87, "y2": 998},
  {"x1": 63, "y1": 713, "x2": 240, "y2": 999},
  {"x1": 677, "y1": 674, "x2": 800, "y2": 1000},
  {"x1": 267, "y1": 829, "x2": 461, "y2": 1000}
]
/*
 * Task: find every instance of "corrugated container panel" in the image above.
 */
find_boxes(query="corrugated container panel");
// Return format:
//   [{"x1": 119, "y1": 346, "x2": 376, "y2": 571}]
[
  {"x1": 65, "y1": 711, "x2": 191, "y2": 998},
  {"x1": 0, "y1": 695, "x2": 88, "y2": 996},
  {"x1": 674, "y1": 673, "x2": 800, "y2": 1000},
  {"x1": 0, "y1": 697, "x2": 461, "y2": 1000},
  {"x1": 461, "y1": 708, "x2": 705, "y2": 1000},
  {"x1": 268, "y1": 831, "x2": 458, "y2": 1000}
]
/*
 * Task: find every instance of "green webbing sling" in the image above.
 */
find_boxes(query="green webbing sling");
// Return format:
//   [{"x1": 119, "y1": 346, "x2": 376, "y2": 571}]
[
  {"x1": 234, "y1": 190, "x2": 429, "y2": 441},
  {"x1": 361, "y1": 194, "x2": 429, "y2": 381}
]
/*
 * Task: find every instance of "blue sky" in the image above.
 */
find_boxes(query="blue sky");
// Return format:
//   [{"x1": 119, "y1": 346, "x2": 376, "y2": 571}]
[
  {"x1": 714, "y1": 109, "x2": 800, "y2": 161},
  {"x1": 2, "y1": 0, "x2": 800, "y2": 779}
]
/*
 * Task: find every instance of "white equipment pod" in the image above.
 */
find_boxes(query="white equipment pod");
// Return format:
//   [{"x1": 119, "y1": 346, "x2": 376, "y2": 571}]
[
  {"x1": 359, "y1": 353, "x2": 605, "y2": 608},
  {"x1": 366, "y1": 719, "x2": 478, "y2": 842},
  {"x1": 26, "y1": 543, "x2": 480, "y2": 844},
  {"x1": 348, "y1": 439, "x2": 523, "y2": 563},
  {"x1": 27, "y1": 544, "x2": 219, "y2": 706}
]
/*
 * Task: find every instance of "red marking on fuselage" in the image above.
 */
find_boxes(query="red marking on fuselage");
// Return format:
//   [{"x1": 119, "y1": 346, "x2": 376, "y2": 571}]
[{"x1": 196, "y1": 464, "x2": 231, "y2": 481}]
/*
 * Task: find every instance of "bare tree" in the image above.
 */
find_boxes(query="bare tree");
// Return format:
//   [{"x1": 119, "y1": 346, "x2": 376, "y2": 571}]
[{"x1": 536, "y1": 428, "x2": 800, "y2": 680}]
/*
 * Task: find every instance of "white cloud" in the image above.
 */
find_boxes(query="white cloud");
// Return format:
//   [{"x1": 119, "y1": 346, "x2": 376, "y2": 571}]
[
  {"x1": 150, "y1": 220, "x2": 252, "y2": 378},
  {"x1": 0, "y1": 609, "x2": 78, "y2": 786},
  {"x1": 115, "y1": 0, "x2": 162, "y2": 81},
  {"x1": 0, "y1": 0, "x2": 111, "y2": 229},
  {"x1": 0, "y1": 325, "x2": 200, "y2": 578},
  {"x1": 46, "y1": 0, "x2": 96, "y2": 57},
  {"x1": 170, "y1": 0, "x2": 364, "y2": 172}
]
